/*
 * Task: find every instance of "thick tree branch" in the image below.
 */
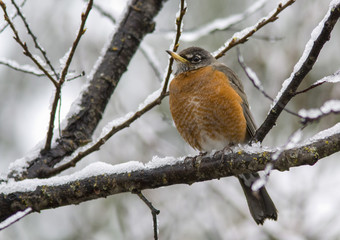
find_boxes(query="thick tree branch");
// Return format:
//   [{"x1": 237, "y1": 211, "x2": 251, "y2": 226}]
[
  {"x1": 254, "y1": 2, "x2": 340, "y2": 142},
  {"x1": 1, "y1": 128, "x2": 339, "y2": 224},
  {"x1": 9, "y1": 0, "x2": 167, "y2": 180}
]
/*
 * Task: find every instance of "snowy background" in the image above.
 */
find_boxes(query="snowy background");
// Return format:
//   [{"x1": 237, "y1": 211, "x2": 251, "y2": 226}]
[{"x1": 0, "y1": 0, "x2": 340, "y2": 239}]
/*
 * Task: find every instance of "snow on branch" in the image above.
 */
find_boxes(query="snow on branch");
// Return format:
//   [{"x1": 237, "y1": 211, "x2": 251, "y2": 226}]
[
  {"x1": 294, "y1": 69, "x2": 340, "y2": 95},
  {"x1": 254, "y1": 1, "x2": 340, "y2": 142},
  {"x1": 1, "y1": 127, "x2": 339, "y2": 225},
  {"x1": 168, "y1": 0, "x2": 268, "y2": 42},
  {"x1": 214, "y1": 0, "x2": 296, "y2": 59},
  {"x1": 299, "y1": 100, "x2": 340, "y2": 124},
  {"x1": 0, "y1": 57, "x2": 47, "y2": 76}
]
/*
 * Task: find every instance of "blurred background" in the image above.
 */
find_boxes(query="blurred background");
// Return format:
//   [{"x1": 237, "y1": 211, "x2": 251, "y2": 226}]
[{"x1": 0, "y1": 0, "x2": 340, "y2": 239}]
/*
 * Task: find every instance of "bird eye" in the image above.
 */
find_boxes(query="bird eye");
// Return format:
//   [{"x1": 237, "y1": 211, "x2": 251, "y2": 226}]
[{"x1": 191, "y1": 55, "x2": 201, "y2": 63}]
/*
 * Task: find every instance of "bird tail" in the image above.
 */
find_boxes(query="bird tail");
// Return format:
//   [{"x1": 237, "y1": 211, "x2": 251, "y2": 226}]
[{"x1": 238, "y1": 173, "x2": 277, "y2": 225}]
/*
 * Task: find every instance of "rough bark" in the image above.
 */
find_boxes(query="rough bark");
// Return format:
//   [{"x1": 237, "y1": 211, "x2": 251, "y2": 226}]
[{"x1": 1, "y1": 131, "x2": 339, "y2": 223}]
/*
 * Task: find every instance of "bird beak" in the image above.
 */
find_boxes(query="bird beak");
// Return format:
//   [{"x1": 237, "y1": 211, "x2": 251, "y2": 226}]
[{"x1": 166, "y1": 50, "x2": 188, "y2": 63}]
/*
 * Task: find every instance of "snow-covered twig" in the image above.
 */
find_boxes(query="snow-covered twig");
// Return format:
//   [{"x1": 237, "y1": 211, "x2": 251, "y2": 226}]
[
  {"x1": 254, "y1": 1, "x2": 340, "y2": 142},
  {"x1": 299, "y1": 100, "x2": 340, "y2": 124},
  {"x1": 294, "y1": 70, "x2": 340, "y2": 95},
  {"x1": 214, "y1": 0, "x2": 296, "y2": 59},
  {"x1": 0, "y1": 207, "x2": 32, "y2": 231},
  {"x1": 0, "y1": 58, "x2": 46, "y2": 76}
]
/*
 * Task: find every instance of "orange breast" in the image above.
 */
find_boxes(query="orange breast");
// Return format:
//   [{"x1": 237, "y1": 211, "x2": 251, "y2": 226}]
[{"x1": 169, "y1": 66, "x2": 247, "y2": 152}]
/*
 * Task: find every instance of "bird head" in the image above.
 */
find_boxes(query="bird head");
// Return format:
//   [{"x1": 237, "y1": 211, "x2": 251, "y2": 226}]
[{"x1": 166, "y1": 47, "x2": 217, "y2": 75}]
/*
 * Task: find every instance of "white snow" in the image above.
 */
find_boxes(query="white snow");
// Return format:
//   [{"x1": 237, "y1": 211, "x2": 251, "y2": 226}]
[
  {"x1": 59, "y1": 47, "x2": 72, "y2": 71},
  {"x1": 0, "y1": 57, "x2": 45, "y2": 75},
  {"x1": 1, "y1": 161, "x2": 144, "y2": 194},
  {"x1": 0, "y1": 207, "x2": 32, "y2": 230},
  {"x1": 272, "y1": 1, "x2": 335, "y2": 107},
  {"x1": 1, "y1": 156, "x2": 185, "y2": 195},
  {"x1": 272, "y1": 129, "x2": 303, "y2": 160},
  {"x1": 6, "y1": 144, "x2": 43, "y2": 179},
  {"x1": 246, "y1": 67, "x2": 263, "y2": 89},
  {"x1": 137, "y1": 87, "x2": 162, "y2": 110},
  {"x1": 304, "y1": 122, "x2": 340, "y2": 145},
  {"x1": 299, "y1": 100, "x2": 340, "y2": 119},
  {"x1": 145, "y1": 155, "x2": 183, "y2": 169},
  {"x1": 32, "y1": 54, "x2": 46, "y2": 67},
  {"x1": 314, "y1": 69, "x2": 340, "y2": 85}
]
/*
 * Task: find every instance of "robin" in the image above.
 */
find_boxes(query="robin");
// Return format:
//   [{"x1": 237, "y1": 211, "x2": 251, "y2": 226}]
[{"x1": 167, "y1": 47, "x2": 277, "y2": 225}]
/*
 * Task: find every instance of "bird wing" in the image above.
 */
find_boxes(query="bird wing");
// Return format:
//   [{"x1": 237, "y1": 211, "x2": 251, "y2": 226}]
[{"x1": 213, "y1": 63, "x2": 257, "y2": 140}]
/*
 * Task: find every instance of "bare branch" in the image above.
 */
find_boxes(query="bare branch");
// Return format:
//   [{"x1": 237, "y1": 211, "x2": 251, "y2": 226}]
[
  {"x1": 0, "y1": 58, "x2": 47, "y2": 76},
  {"x1": 0, "y1": 0, "x2": 26, "y2": 33},
  {"x1": 294, "y1": 70, "x2": 340, "y2": 95},
  {"x1": 214, "y1": 0, "x2": 296, "y2": 59},
  {"x1": 237, "y1": 48, "x2": 301, "y2": 119},
  {"x1": 12, "y1": 0, "x2": 168, "y2": 180},
  {"x1": 299, "y1": 100, "x2": 340, "y2": 124},
  {"x1": 42, "y1": 0, "x2": 187, "y2": 178},
  {"x1": 254, "y1": 2, "x2": 340, "y2": 142},
  {"x1": 136, "y1": 191, "x2": 160, "y2": 240},
  {"x1": 1, "y1": 127, "x2": 339, "y2": 224},
  {"x1": 0, "y1": 0, "x2": 58, "y2": 86},
  {"x1": 44, "y1": 0, "x2": 93, "y2": 151},
  {"x1": 10, "y1": 0, "x2": 58, "y2": 77}
]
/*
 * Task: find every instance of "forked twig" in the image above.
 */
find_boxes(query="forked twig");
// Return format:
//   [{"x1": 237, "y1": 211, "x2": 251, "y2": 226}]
[
  {"x1": 43, "y1": 0, "x2": 187, "y2": 177},
  {"x1": 0, "y1": 0, "x2": 58, "y2": 86},
  {"x1": 10, "y1": 0, "x2": 58, "y2": 77},
  {"x1": 44, "y1": 0, "x2": 93, "y2": 151},
  {"x1": 135, "y1": 191, "x2": 160, "y2": 240}
]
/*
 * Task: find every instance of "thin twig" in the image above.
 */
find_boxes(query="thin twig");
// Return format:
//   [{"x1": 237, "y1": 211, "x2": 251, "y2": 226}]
[
  {"x1": 44, "y1": 0, "x2": 187, "y2": 176},
  {"x1": 10, "y1": 0, "x2": 58, "y2": 78},
  {"x1": 92, "y1": 2, "x2": 116, "y2": 23},
  {"x1": 294, "y1": 70, "x2": 340, "y2": 95},
  {"x1": 299, "y1": 100, "x2": 340, "y2": 125},
  {"x1": 0, "y1": 207, "x2": 32, "y2": 231},
  {"x1": 0, "y1": 59, "x2": 48, "y2": 77},
  {"x1": 44, "y1": 0, "x2": 93, "y2": 151},
  {"x1": 161, "y1": 0, "x2": 186, "y2": 95},
  {"x1": 173, "y1": 0, "x2": 268, "y2": 42},
  {"x1": 0, "y1": 1, "x2": 58, "y2": 87},
  {"x1": 140, "y1": 44, "x2": 163, "y2": 82},
  {"x1": 135, "y1": 191, "x2": 160, "y2": 240},
  {"x1": 214, "y1": 0, "x2": 296, "y2": 59},
  {"x1": 0, "y1": 0, "x2": 26, "y2": 33},
  {"x1": 237, "y1": 47, "x2": 301, "y2": 119}
]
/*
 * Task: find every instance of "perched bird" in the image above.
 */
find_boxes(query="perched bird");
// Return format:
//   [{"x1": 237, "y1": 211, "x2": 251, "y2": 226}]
[{"x1": 167, "y1": 47, "x2": 277, "y2": 224}]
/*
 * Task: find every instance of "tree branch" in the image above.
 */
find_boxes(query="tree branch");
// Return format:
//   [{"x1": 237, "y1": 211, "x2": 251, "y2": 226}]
[
  {"x1": 254, "y1": 2, "x2": 340, "y2": 142},
  {"x1": 1, "y1": 126, "x2": 339, "y2": 224},
  {"x1": 9, "y1": 0, "x2": 167, "y2": 180},
  {"x1": 44, "y1": 0, "x2": 93, "y2": 151},
  {"x1": 214, "y1": 0, "x2": 296, "y2": 59}
]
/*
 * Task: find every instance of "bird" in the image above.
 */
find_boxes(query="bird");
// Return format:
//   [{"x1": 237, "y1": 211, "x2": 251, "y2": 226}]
[{"x1": 167, "y1": 47, "x2": 277, "y2": 225}]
